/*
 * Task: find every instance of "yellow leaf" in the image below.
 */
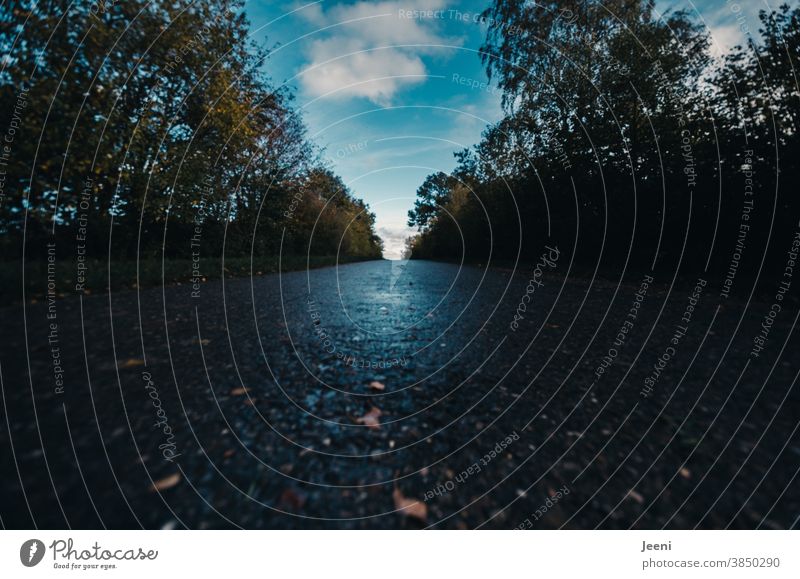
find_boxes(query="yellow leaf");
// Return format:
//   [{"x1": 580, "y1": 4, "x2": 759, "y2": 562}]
[
  {"x1": 150, "y1": 473, "x2": 181, "y2": 492},
  {"x1": 393, "y1": 488, "x2": 427, "y2": 522},
  {"x1": 120, "y1": 358, "x2": 144, "y2": 368},
  {"x1": 356, "y1": 407, "x2": 382, "y2": 430}
]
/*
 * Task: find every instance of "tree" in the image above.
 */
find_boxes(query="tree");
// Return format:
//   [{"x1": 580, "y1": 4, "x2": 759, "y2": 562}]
[{"x1": 0, "y1": 0, "x2": 383, "y2": 265}]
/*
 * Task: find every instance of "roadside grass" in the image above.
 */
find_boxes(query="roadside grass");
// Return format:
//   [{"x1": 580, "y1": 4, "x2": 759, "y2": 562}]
[{"x1": 1, "y1": 254, "x2": 380, "y2": 303}]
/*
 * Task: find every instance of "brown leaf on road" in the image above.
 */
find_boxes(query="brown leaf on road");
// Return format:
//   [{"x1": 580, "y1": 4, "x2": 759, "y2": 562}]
[
  {"x1": 150, "y1": 473, "x2": 181, "y2": 493},
  {"x1": 626, "y1": 489, "x2": 645, "y2": 504},
  {"x1": 393, "y1": 488, "x2": 427, "y2": 522},
  {"x1": 230, "y1": 387, "x2": 248, "y2": 396},
  {"x1": 356, "y1": 407, "x2": 383, "y2": 430},
  {"x1": 278, "y1": 488, "x2": 307, "y2": 511},
  {"x1": 369, "y1": 381, "x2": 386, "y2": 391},
  {"x1": 119, "y1": 358, "x2": 145, "y2": 369}
]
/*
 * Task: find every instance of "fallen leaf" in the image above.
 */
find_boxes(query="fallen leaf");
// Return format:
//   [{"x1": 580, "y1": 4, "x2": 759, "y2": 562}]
[
  {"x1": 627, "y1": 489, "x2": 644, "y2": 504},
  {"x1": 230, "y1": 387, "x2": 248, "y2": 396},
  {"x1": 120, "y1": 358, "x2": 145, "y2": 368},
  {"x1": 278, "y1": 488, "x2": 307, "y2": 511},
  {"x1": 356, "y1": 407, "x2": 383, "y2": 430},
  {"x1": 150, "y1": 473, "x2": 181, "y2": 492},
  {"x1": 393, "y1": 488, "x2": 427, "y2": 522},
  {"x1": 369, "y1": 381, "x2": 386, "y2": 391}
]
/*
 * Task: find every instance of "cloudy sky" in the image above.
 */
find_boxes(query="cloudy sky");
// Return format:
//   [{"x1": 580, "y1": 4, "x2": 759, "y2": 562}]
[{"x1": 246, "y1": 0, "x2": 778, "y2": 258}]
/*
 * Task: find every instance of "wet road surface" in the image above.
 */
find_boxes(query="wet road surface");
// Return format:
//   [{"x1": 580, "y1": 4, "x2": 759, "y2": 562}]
[{"x1": 1, "y1": 259, "x2": 798, "y2": 528}]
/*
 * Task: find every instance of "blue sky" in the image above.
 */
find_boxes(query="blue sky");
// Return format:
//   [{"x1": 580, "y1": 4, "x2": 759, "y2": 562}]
[{"x1": 244, "y1": 0, "x2": 779, "y2": 258}]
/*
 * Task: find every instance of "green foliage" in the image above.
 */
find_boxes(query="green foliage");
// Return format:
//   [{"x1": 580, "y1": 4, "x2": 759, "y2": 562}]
[
  {"x1": 0, "y1": 0, "x2": 382, "y2": 266},
  {"x1": 409, "y1": 2, "x2": 800, "y2": 280}
]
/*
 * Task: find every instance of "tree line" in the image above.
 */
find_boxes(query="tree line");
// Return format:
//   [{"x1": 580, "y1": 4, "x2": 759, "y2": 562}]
[
  {"x1": 0, "y1": 0, "x2": 383, "y2": 266},
  {"x1": 408, "y1": 1, "x2": 799, "y2": 284}
]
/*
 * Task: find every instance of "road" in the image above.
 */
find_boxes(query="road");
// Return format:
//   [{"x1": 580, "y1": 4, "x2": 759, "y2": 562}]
[{"x1": 1, "y1": 259, "x2": 798, "y2": 529}]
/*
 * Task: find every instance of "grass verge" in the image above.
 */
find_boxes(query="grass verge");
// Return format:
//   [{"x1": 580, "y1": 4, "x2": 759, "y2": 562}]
[{"x1": 1, "y1": 254, "x2": 380, "y2": 304}]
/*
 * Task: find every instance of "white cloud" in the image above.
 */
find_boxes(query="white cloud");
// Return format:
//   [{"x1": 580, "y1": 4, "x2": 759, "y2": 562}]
[
  {"x1": 660, "y1": 0, "x2": 764, "y2": 58},
  {"x1": 378, "y1": 225, "x2": 416, "y2": 259},
  {"x1": 707, "y1": 24, "x2": 747, "y2": 57},
  {"x1": 303, "y1": 39, "x2": 428, "y2": 105},
  {"x1": 318, "y1": 1, "x2": 450, "y2": 46},
  {"x1": 297, "y1": 0, "x2": 458, "y2": 105}
]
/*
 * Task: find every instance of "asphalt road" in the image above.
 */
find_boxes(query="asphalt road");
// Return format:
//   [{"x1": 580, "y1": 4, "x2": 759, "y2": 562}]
[{"x1": 1, "y1": 259, "x2": 798, "y2": 529}]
